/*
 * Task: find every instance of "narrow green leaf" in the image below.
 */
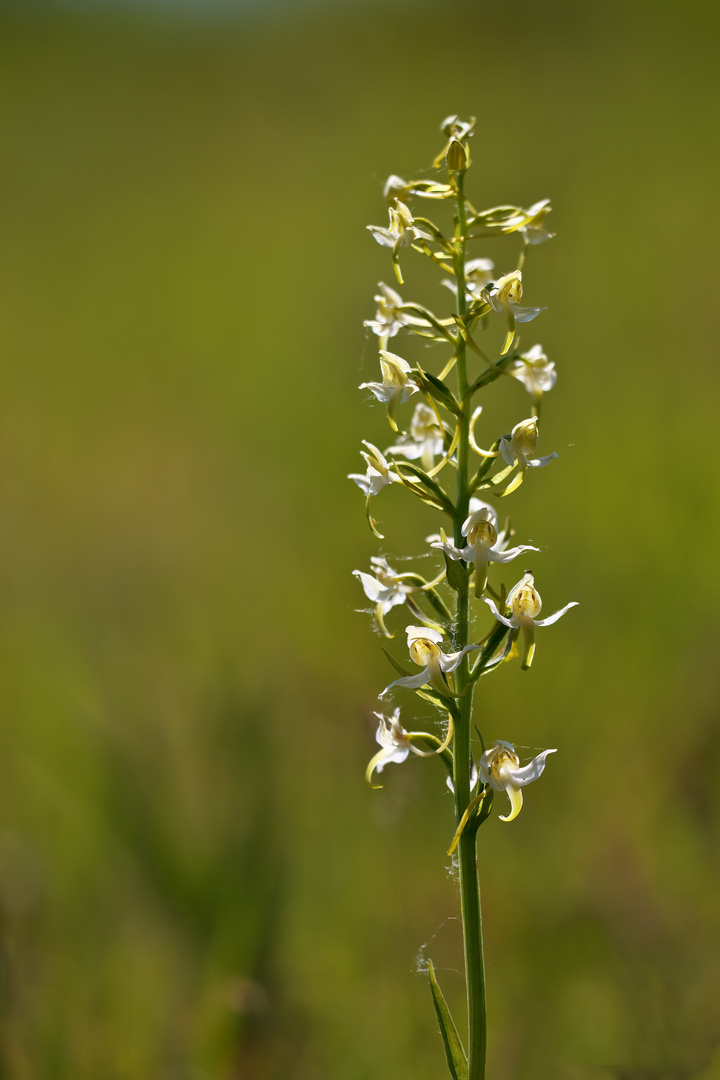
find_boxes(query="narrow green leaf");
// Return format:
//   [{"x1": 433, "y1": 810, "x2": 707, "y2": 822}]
[
  {"x1": 473, "y1": 787, "x2": 494, "y2": 829},
  {"x1": 415, "y1": 370, "x2": 460, "y2": 415},
  {"x1": 394, "y1": 461, "x2": 455, "y2": 514},
  {"x1": 443, "y1": 551, "x2": 467, "y2": 593},
  {"x1": 427, "y1": 960, "x2": 468, "y2": 1080},
  {"x1": 422, "y1": 588, "x2": 453, "y2": 623},
  {"x1": 380, "y1": 647, "x2": 412, "y2": 679},
  {"x1": 415, "y1": 686, "x2": 450, "y2": 710},
  {"x1": 470, "y1": 352, "x2": 517, "y2": 392}
]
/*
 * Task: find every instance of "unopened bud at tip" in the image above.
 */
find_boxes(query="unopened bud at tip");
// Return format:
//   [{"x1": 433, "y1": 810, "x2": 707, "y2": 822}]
[{"x1": 445, "y1": 138, "x2": 467, "y2": 173}]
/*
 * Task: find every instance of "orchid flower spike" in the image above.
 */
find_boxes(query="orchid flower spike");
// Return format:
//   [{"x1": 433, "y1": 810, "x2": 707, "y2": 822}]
[
  {"x1": 367, "y1": 200, "x2": 432, "y2": 283},
  {"x1": 484, "y1": 270, "x2": 543, "y2": 324},
  {"x1": 510, "y1": 345, "x2": 557, "y2": 405},
  {"x1": 360, "y1": 350, "x2": 418, "y2": 430},
  {"x1": 498, "y1": 417, "x2": 557, "y2": 496},
  {"x1": 380, "y1": 625, "x2": 479, "y2": 699},
  {"x1": 483, "y1": 571, "x2": 578, "y2": 670},
  {"x1": 366, "y1": 708, "x2": 453, "y2": 788},
  {"x1": 348, "y1": 440, "x2": 399, "y2": 497},
  {"x1": 386, "y1": 403, "x2": 446, "y2": 473},
  {"x1": 479, "y1": 740, "x2": 556, "y2": 821},
  {"x1": 353, "y1": 556, "x2": 415, "y2": 637},
  {"x1": 431, "y1": 504, "x2": 538, "y2": 597}
]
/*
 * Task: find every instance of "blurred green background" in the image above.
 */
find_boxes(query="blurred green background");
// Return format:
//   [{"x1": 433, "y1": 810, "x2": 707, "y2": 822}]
[{"x1": 1, "y1": 0, "x2": 719, "y2": 1076}]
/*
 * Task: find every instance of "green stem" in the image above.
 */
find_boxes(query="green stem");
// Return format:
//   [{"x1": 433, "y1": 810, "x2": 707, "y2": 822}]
[{"x1": 451, "y1": 170, "x2": 487, "y2": 1080}]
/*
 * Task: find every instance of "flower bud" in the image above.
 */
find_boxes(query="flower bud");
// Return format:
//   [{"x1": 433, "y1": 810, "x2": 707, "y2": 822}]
[{"x1": 445, "y1": 137, "x2": 467, "y2": 173}]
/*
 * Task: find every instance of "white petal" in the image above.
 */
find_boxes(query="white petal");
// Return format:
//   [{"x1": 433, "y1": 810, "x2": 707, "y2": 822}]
[
  {"x1": 375, "y1": 745, "x2": 411, "y2": 771},
  {"x1": 367, "y1": 226, "x2": 396, "y2": 248},
  {"x1": 406, "y1": 625, "x2": 443, "y2": 645},
  {"x1": 511, "y1": 748, "x2": 557, "y2": 787},
  {"x1": 467, "y1": 497, "x2": 497, "y2": 523},
  {"x1": 489, "y1": 544, "x2": 539, "y2": 564},
  {"x1": 481, "y1": 596, "x2": 516, "y2": 629},
  {"x1": 499, "y1": 438, "x2": 515, "y2": 467},
  {"x1": 380, "y1": 669, "x2": 430, "y2": 696},
  {"x1": 440, "y1": 643, "x2": 480, "y2": 673},
  {"x1": 359, "y1": 381, "x2": 393, "y2": 403},
  {"x1": 534, "y1": 602, "x2": 579, "y2": 627},
  {"x1": 527, "y1": 452, "x2": 558, "y2": 468},
  {"x1": 348, "y1": 472, "x2": 373, "y2": 495},
  {"x1": 353, "y1": 570, "x2": 386, "y2": 602},
  {"x1": 511, "y1": 305, "x2": 544, "y2": 323},
  {"x1": 430, "y1": 540, "x2": 466, "y2": 561},
  {"x1": 387, "y1": 443, "x2": 424, "y2": 460}
]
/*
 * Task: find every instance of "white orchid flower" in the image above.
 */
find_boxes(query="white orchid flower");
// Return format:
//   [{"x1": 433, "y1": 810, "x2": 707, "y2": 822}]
[
  {"x1": 364, "y1": 282, "x2": 430, "y2": 343},
  {"x1": 386, "y1": 403, "x2": 445, "y2": 473},
  {"x1": 383, "y1": 175, "x2": 415, "y2": 203},
  {"x1": 383, "y1": 175, "x2": 453, "y2": 203},
  {"x1": 367, "y1": 200, "x2": 432, "y2": 283},
  {"x1": 509, "y1": 344, "x2": 557, "y2": 402},
  {"x1": 366, "y1": 708, "x2": 453, "y2": 788},
  {"x1": 517, "y1": 199, "x2": 555, "y2": 245},
  {"x1": 498, "y1": 417, "x2": 557, "y2": 496},
  {"x1": 431, "y1": 505, "x2": 539, "y2": 596},
  {"x1": 380, "y1": 625, "x2": 479, "y2": 699},
  {"x1": 426, "y1": 498, "x2": 501, "y2": 546},
  {"x1": 482, "y1": 571, "x2": 578, "y2": 670},
  {"x1": 442, "y1": 257, "x2": 495, "y2": 303},
  {"x1": 360, "y1": 350, "x2": 418, "y2": 430},
  {"x1": 485, "y1": 270, "x2": 543, "y2": 324},
  {"x1": 440, "y1": 114, "x2": 475, "y2": 141},
  {"x1": 479, "y1": 740, "x2": 556, "y2": 821},
  {"x1": 360, "y1": 351, "x2": 417, "y2": 405},
  {"x1": 353, "y1": 556, "x2": 415, "y2": 636},
  {"x1": 348, "y1": 441, "x2": 399, "y2": 497}
]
